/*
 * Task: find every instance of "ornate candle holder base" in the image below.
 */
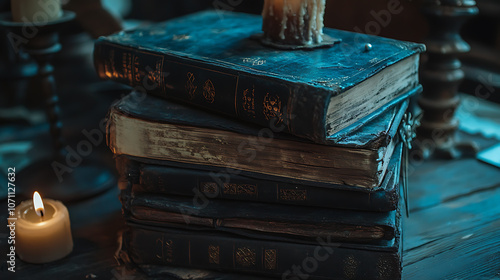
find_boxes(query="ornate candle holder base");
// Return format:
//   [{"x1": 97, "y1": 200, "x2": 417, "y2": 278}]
[
  {"x1": 252, "y1": 33, "x2": 341, "y2": 50},
  {"x1": 17, "y1": 159, "x2": 115, "y2": 203},
  {"x1": 0, "y1": 12, "x2": 115, "y2": 202},
  {"x1": 414, "y1": 134, "x2": 479, "y2": 160}
]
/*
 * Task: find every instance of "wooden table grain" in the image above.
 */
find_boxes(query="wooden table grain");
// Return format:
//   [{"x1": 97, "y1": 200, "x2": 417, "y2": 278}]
[
  {"x1": 402, "y1": 145, "x2": 500, "y2": 280},
  {"x1": 1, "y1": 133, "x2": 499, "y2": 280}
]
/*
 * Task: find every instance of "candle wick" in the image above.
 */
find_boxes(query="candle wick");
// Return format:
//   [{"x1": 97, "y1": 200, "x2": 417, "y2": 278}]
[{"x1": 37, "y1": 209, "x2": 45, "y2": 219}]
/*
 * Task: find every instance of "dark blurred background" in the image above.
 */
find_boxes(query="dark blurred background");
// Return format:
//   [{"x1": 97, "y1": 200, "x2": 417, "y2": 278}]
[
  {"x1": 0, "y1": 0, "x2": 498, "y2": 200},
  {"x1": 1, "y1": 0, "x2": 498, "y2": 105}
]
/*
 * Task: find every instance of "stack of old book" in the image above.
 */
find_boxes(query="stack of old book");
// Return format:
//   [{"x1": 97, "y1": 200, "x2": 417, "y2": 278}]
[{"x1": 95, "y1": 11, "x2": 424, "y2": 280}]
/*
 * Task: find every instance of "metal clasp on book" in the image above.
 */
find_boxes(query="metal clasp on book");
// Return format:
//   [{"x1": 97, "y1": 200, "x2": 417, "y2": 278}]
[{"x1": 399, "y1": 113, "x2": 422, "y2": 217}]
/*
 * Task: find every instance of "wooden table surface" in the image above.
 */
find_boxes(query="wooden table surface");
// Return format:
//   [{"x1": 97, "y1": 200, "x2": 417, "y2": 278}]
[
  {"x1": 1, "y1": 132, "x2": 499, "y2": 280},
  {"x1": 402, "y1": 140, "x2": 500, "y2": 280}
]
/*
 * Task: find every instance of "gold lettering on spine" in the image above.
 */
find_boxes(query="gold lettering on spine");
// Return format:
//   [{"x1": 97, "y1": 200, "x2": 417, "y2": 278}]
[
  {"x1": 208, "y1": 245, "x2": 220, "y2": 265},
  {"x1": 155, "y1": 235, "x2": 164, "y2": 261},
  {"x1": 164, "y1": 239, "x2": 174, "y2": 263},
  {"x1": 343, "y1": 255, "x2": 359, "y2": 279},
  {"x1": 235, "y1": 247, "x2": 256, "y2": 267},
  {"x1": 242, "y1": 87, "x2": 256, "y2": 118},
  {"x1": 203, "y1": 79, "x2": 216, "y2": 103},
  {"x1": 186, "y1": 72, "x2": 197, "y2": 99},
  {"x1": 147, "y1": 60, "x2": 164, "y2": 88},
  {"x1": 264, "y1": 249, "x2": 277, "y2": 270},
  {"x1": 200, "y1": 182, "x2": 219, "y2": 195},
  {"x1": 279, "y1": 189, "x2": 307, "y2": 201},
  {"x1": 263, "y1": 93, "x2": 283, "y2": 124},
  {"x1": 122, "y1": 52, "x2": 133, "y2": 84},
  {"x1": 223, "y1": 184, "x2": 257, "y2": 196},
  {"x1": 104, "y1": 49, "x2": 117, "y2": 79},
  {"x1": 133, "y1": 55, "x2": 141, "y2": 83}
]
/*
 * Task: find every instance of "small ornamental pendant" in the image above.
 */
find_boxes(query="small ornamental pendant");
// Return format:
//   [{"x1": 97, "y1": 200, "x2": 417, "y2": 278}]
[{"x1": 399, "y1": 113, "x2": 421, "y2": 217}]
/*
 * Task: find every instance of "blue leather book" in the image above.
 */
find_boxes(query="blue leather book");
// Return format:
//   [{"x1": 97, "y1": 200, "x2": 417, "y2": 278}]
[{"x1": 95, "y1": 10, "x2": 424, "y2": 143}]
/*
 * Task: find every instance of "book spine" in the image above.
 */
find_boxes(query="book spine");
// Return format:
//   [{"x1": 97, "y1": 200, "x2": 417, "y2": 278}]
[
  {"x1": 119, "y1": 189, "x2": 396, "y2": 239},
  {"x1": 123, "y1": 160, "x2": 395, "y2": 212},
  {"x1": 123, "y1": 225, "x2": 401, "y2": 280},
  {"x1": 94, "y1": 41, "x2": 328, "y2": 142}
]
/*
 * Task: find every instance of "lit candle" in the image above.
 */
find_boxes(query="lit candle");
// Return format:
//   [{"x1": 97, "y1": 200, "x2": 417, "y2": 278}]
[
  {"x1": 11, "y1": 0, "x2": 62, "y2": 23},
  {"x1": 262, "y1": 0, "x2": 326, "y2": 46},
  {"x1": 15, "y1": 191, "x2": 73, "y2": 263}
]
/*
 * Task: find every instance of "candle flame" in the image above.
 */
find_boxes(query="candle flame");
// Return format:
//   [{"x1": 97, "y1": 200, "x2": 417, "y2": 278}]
[{"x1": 33, "y1": 191, "x2": 45, "y2": 217}]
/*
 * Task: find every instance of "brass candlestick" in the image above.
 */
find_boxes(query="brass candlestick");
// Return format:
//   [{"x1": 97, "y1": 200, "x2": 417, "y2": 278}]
[{"x1": 0, "y1": 11, "x2": 115, "y2": 202}]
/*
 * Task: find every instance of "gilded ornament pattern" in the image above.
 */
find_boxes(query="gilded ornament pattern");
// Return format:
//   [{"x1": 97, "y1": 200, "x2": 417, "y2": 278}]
[
  {"x1": 377, "y1": 257, "x2": 394, "y2": 279},
  {"x1": 242, "y1": 87, "x2": 256, "y2": 117},
  {"x1": 208, "y1": 245, "x2": 220, "y2": 265},
  {"x1": 200, "y1": 182, "x2": 219, "y2": 195},
  {"x1": 203, "y1": 79, "x2": 216, "y2": 103},
  {"x1": 185, "y1": 72, "x2": 197, "y2": 99},
  {"x1": 223, "y1": 183, "x2": 257, "y2": 195},
  {"x1": 264, "y1": 249, "x2": 277, "y2": 270},
  {"x1": 263, "y1": 93, "x2": 283, "y2": 124},
  {"x1": 343, "y1": 255, "x2": 359, "y2": 279},
  {"x1": 279, "y1": 189, "x2": 307, "y2": 201},
  {"x1": 235, "y1": 247, "x2": 256, "y2": 267}
]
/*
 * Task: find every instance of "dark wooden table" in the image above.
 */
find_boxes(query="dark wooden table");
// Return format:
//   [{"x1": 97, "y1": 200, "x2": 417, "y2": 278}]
[
  {"x1": 402, "y1": 135, "x2": 500, "y2": 280},
  {"x1": 1, "y1": 131, "x2": 499, "y2": 280}
]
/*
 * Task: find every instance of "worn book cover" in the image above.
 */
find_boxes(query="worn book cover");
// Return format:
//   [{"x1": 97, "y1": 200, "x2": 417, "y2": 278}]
[
  {"x1": 120, "y1": 208, "x2": 402, "y2": 280},
  {"x1": 107, "y1": 91, "x2": 408, "y2": 188},
  {"x1": 95, "y1": 10, "x2": 424, "y2": 143},
  {"x1": 118, "y1": 192, "x2": 404, "y2": 279},
  {"x1": 120, "y1": 189, "x2": 399, "y2": 243},
  {"x1": 119, "y1": 148, "x2": 402, "y2": 245},
  {"x1": 115, "y1": 143, "x2": 402, "y2": 212}
]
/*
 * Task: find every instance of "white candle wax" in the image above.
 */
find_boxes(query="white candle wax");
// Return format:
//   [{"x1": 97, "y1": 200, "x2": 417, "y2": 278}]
[
  {"x1": 11, "y1": 0, "x2": 62, "y2": 23},
  {"x1": 262, "y1": 0, "x2": 326, "y2": 45},
  {"x1": 15, "y1": 194, "x2": 73, "y2": 263}
]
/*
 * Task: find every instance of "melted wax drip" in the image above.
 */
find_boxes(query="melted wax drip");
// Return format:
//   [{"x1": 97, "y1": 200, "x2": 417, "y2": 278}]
[{"x1": 262, "y1": 0, "x2": 325, "y2": 45}]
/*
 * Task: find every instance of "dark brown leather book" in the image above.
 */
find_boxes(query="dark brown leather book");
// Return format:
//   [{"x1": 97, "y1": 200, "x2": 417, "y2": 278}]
[
  {"x1": 121, "y1": 193, "x2": 398, "y2": 244},
  {"x1": 107, "y1": 92, "x2": 408, "y2": 189},
  {"x1": 120, "y1": 217, "x2": 402, "y2": 280},
  {"x1": 119, "y1": 165, "x2": 401, "y2": 245},
  {"x1": 115, "y1": 143, "x2": 402, "y2": 212}
]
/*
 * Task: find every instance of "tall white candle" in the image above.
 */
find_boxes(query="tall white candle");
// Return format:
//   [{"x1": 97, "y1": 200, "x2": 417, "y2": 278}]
[
  {"x1": 262, "y1": 0, "x2": 326, "y2": 46},
  {"x1": 15, "y1": 191, "x2": 73, "y2": 263},
  {"x1": 11, "y1": 0, "x2": 62, "y2": 23}
]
